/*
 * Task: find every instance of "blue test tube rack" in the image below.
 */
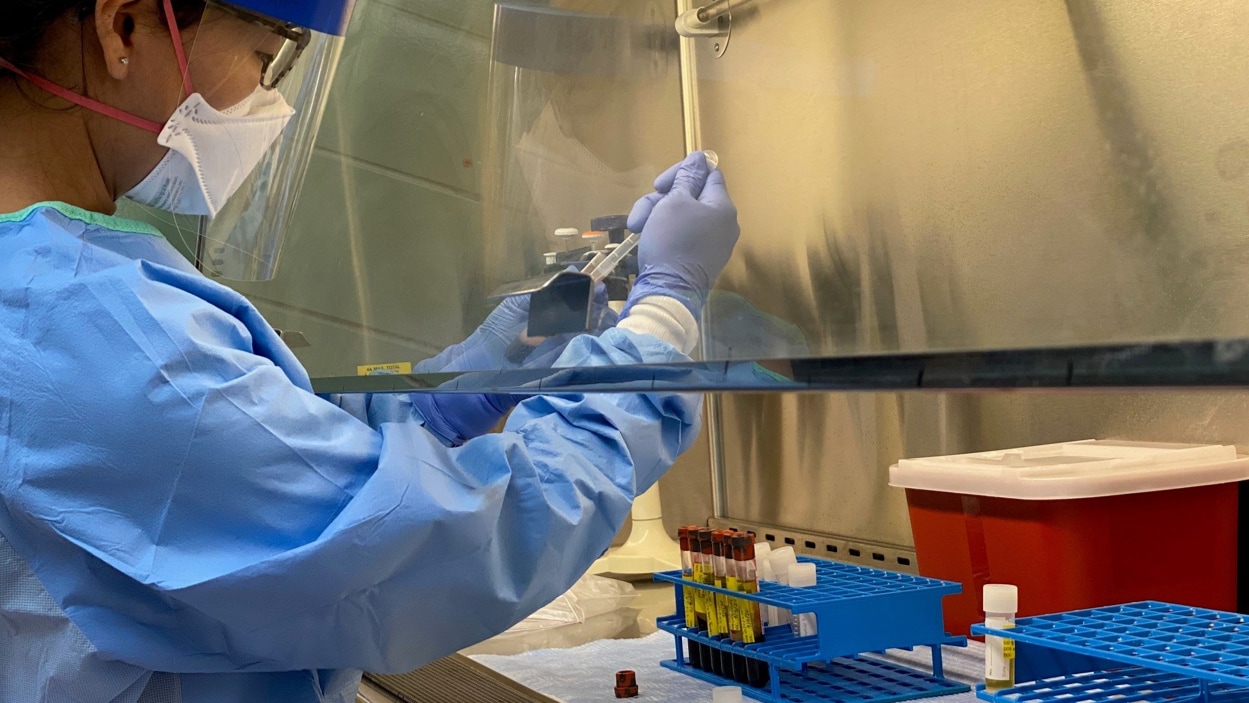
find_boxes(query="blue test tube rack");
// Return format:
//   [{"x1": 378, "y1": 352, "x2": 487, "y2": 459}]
[
  {"x1": 973, "y1": 602, "x2": 1249, "y2": 703},
  {"x1": 654, "y1": 556, "x2": 970, "y2": 703}
]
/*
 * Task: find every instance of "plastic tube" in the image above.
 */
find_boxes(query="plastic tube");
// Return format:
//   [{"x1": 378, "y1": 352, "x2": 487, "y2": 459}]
[
  {"x1": 984, "y1": 584, "x2": 1018, "y2": 691},
  {"x1": 768, "y1": 548, "x2": 798, "y2": 627},
  {"x1": 757, "y1": 559, "x2": 776, "y2": 628},
  {"x1": 788, "y1": 563, "x2": 818, "y2": 637}
]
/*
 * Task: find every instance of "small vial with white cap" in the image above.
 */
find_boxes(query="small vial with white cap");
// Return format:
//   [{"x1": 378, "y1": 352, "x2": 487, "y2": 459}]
[
  {"x1": 554, "y1": 228, "x2": 580, "y2": 252},
  {"x1": 787, "y1": 562, "x2": 818, "y2": 637},
  {"x1": 768, "y1": 547, "x2": 798, "y2": 628},
  {"x1": 753, "y1": 541, "x2": 772, "y2": 626},
  {"x1": 983, "y1": 584, "x2": 1018, "y2": 692},
  {"x1": 712, "y1": 686, "x2": 742, "y2": 703}
]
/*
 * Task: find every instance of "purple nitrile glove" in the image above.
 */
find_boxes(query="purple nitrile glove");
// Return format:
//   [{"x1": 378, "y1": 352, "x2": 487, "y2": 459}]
[
  {"x1": 408, "y1": 277, "x2": 618, "y2": 446},
  {"x1": 623, "y1": 152, "x2": 740, "y2": 321}
]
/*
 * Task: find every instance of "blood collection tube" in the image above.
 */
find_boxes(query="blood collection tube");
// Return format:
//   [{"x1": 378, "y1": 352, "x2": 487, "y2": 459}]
[
  {"x1": 679, "y1": 526, "x2": 706, "y2": 671},
  {"x1": 734, "y1": 535, "x2": 770, "y2": 687},
  {"x1": 725, "y1": 535, "x2": 749, "y2": 684},
  {"x1": 710, "y1": 531, "x2": 728, "y2": 677},
  {"x1": 678, "y1": 528, "x2": 695, "y2": 664},
  {"x1": 713, "y1": 531, "x2": 746, "y2": 684},
  {"x1": 752, "y1": 539, "x2": 772, "y2": 628},
  {"x1": 697, "y1": 528, "x2": 720, "y2": 675}
]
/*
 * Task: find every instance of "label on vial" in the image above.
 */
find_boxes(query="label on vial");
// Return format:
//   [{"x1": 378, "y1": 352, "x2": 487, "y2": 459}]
[
  {"x1": 985, "y1": 625, "x2": 1016, "y2": 681},
  {"x1": 707, "y1": 596, "x2": 721, "y2": 635},
  {"x1": 715, "y1": 592, "x2": 729, "y2": 636},
  {"x1": 726, "y1": 576, "x2": 741, "y2": 633},
  {"x1": 792, "y1": 612, "x2": 818, "y2": 638},
  {"x1": 683, "y1": 578, "x2": 697, "y2": 629},
  {"x1": 741, "y1": 602, "x2": 759, "y2": 643},
  {"x1": 704, "y1": 573, "x2": 721, "y2": 634},
  {"x1": 692, "y1": 565, "x2": 705, "y2": 619}
]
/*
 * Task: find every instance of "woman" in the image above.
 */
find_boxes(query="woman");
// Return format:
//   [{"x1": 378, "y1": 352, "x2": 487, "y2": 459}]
[{"x1": 0, "y1": 0, "x2": 740, "y2": 701}]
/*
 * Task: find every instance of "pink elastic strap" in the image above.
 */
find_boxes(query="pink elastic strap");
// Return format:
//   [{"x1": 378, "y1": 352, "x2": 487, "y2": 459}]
[
  {"x1": 162, "y1": 0, "x2": 196, "y2": 98},
  {"x1": 0, "y1": 0, "x2": 197, "y2": 135},
  {"x1": 0, "y1": 56, "x2": 164, "y2": 134}
]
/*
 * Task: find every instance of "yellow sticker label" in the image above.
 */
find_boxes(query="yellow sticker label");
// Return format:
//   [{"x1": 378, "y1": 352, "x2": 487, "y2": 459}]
[
  {"x1": 693, "y1": 565, "x2": 707, "y2": 616},
  {"x1": 357, "y1": 362, "x2": 413, "y2": 376},
  {"x1": 741, "y1": 603, "x2": 758, "y2": 643},
  {"x1": 728, "y1": 600, "x2": 742, "y2": 633},
  {"x1": 1004, "y1": 638, "x2": 1016, "y2": 660},
  {"x1": 683, "y1": 578, "x2": 698, "y2": 628},
  {"x1": 704, "y1": 572, "x2": 721, "y2": 634},
  {"x1": 726, "y1": 576, "x2": 742, "y2": 634}
]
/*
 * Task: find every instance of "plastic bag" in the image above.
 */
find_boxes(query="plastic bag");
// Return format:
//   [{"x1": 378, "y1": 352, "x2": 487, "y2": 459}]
[{"x1": 505, "y1": 574, "x2": 639, "y2": 633}]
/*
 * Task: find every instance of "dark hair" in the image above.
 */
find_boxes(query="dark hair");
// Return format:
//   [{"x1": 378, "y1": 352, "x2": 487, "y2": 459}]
[{"x1": 0, "y1": 0, "x2": 207, "y2": 74}]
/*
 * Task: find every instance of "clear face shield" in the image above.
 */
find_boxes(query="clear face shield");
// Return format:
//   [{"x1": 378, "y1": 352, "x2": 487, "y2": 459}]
[{"x1": 141, "y1": 0, "x2": 347, "y2": 281}]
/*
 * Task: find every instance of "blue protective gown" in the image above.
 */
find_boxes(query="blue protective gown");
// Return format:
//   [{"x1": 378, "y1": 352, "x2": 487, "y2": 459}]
[{"x1": 0, "y1": 202, "x2": 701, "y2": 702}]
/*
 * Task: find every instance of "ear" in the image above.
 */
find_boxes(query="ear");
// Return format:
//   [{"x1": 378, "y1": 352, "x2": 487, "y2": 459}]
[{"x1": 95, "y1": 0, "x2": 142, "y2": 80}]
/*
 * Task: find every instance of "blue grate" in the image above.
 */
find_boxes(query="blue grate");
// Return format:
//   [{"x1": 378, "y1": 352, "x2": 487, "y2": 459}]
[
  {"x1": 663, "y1": 654, "x2": 968, "y2": 703},
  {"x1": 974, "y1": 667, "x2": 1249, "y2": 703},
  {"x1": 656, "y1": 555, "x2": 967, "y2": 703},
  {"x1": 655, "y1": 557, "x2": 961, "y2": 662},
  {"x1": 974, "y1": 602, "x2": 1249, "y2": 689},
  {"x1": 655, "y1": 558, "x2": 960, "y2": 612},
  {"x1": 657, "y1": 616, "x2": 963, "y2": 672}
]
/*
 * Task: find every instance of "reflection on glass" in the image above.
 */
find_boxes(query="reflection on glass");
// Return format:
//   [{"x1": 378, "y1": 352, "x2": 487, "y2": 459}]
[{"x1": 184, "y1": 0, "x2": 1249, "y2": 396}]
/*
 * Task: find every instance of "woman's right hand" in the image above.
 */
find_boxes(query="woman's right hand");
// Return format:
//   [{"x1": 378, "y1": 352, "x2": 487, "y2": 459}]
[{"x1": 623, "y1": 152, "x2": 740, "y2": 319}]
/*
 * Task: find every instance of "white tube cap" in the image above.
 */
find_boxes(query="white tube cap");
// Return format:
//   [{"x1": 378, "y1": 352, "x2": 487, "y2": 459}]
[
  {"x1": 983, "y1": 584, "x2": 1018, "y2": 613},
  {"x1": 754, "y1": 542, "x2": 772, "y2": 561},
  {"x1": 788, "y1": 562, "x2": 818, "y2": 588},
  {"x1": 554, "y1": 228, "x2": 580, "y2": 238},
  {"x1": 759, "y1": 559, "x2": 775, "y2": 582},
  {"x1": 770, "y1": 546, "x2": 796, "y2": 564},
  {"x1": 713, "y1": 686, "x2": 743, "y2": 703}
]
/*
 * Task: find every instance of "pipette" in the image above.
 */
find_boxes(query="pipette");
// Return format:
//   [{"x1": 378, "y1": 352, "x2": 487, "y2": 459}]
[{"x1": 582, "y1": 232, "x2": 640, "y2": 283}]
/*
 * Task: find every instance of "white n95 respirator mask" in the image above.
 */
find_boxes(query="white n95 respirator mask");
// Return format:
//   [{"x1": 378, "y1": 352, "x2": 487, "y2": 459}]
[{"x1": 125, "y1": 86, "x2": 296, "y2": 217}]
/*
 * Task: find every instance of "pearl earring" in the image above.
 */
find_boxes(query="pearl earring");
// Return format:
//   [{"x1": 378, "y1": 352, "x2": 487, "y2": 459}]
[{"x1": 120, "y1": 57, "x2": 130, "y2": 65}]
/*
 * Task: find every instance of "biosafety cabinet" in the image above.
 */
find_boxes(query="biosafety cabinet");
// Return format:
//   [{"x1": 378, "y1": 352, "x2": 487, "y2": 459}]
[{"x1": 142, "y1": 0, "x2": 1249, "y2": 608}]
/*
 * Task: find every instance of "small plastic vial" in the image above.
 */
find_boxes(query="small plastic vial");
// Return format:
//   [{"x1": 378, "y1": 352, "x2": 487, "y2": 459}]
[
  {"x1": 983, "y1": 584, "x2": 1018, "y2": 692},
  {"x1": 787, "y1": 562, "x2": 818, "y2": 637},
  {"x1": 757, "y1": 558, "x2": 776, "y2": 627},
  {"x1": 768, "y1": 548, "x2": 797, "y2": 628}
]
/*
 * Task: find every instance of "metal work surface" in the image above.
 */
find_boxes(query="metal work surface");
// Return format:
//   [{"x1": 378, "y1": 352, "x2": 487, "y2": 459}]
[{"x1": 364, "y1": 654, "x2": 558, "y2": 703}]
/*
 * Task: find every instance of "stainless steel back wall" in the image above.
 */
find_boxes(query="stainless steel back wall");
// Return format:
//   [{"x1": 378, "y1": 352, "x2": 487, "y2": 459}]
[
  {"x1": 717, "y1": 391, "x2": 1249, "y2": 548},
  {"x1": 690, "y1": 0, "x2": 1249, "y2": 544}
]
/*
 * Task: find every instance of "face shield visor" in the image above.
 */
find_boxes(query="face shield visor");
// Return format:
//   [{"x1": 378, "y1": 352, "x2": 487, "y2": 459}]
[{"x1": 146, "y1": 0, "x2": 350, "y2": 281}]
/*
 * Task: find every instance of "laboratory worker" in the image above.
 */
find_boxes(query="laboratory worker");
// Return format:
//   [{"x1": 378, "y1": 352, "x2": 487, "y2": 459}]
[{"x1": 0, "y1": 0, "x2": 740, "y2": 701}]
